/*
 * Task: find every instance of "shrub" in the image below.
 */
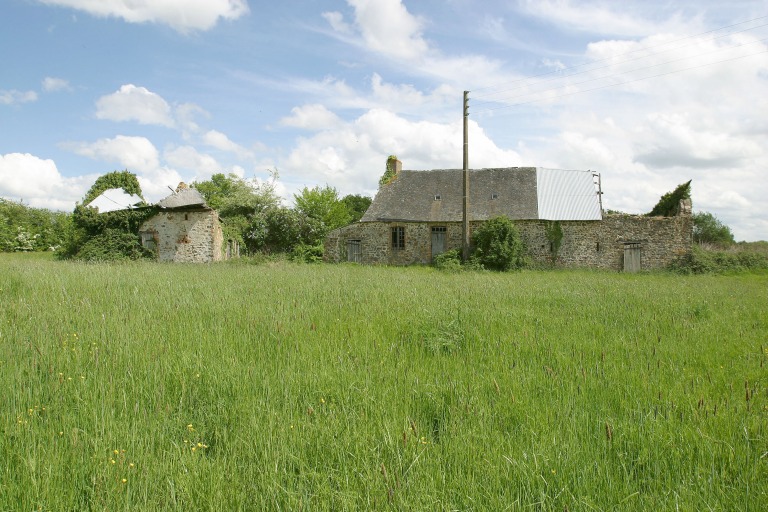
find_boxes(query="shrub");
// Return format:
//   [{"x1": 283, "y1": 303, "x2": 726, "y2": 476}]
[
  {"x1": 471, "y1": 216, "x2": 528, "y2": 271},
  {"x1": 670, "y1": 245, "x2": 768, "y2": 274},
  {"x1": 290, "y1": 243, "x2": 324, "y2": 263},
  {"x1": 433, "y1": 249, "x2": 462, "y2": 272},
  {"x1": 74, "y1": 229, "x2": 155, "y2": 262}
]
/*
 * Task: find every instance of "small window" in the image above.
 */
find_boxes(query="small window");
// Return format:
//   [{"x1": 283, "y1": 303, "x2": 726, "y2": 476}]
[
  {"x1": 184, "y1": 213, "x2": 189, "y2": 220},
  {"x1": 391, "y1": 226, "x2": 405, "y2": 250},
  {"x1": 347, "y1": 239, "x2": 362, "y2": 263},
  {"x1": 434, "y1": 194, "x2": 441, "y2": 200},
  {"x1": 491, "y1": 193, "x2": 498, "y2": 200}
]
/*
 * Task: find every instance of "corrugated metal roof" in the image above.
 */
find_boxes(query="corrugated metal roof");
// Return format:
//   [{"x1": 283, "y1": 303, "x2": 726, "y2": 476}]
[
  {"x1": 536, "y1": 168, "x2": 602, "y2": 221},
  {"x1": 86, "y1": 188, "x2": 144, "y2": 213}
]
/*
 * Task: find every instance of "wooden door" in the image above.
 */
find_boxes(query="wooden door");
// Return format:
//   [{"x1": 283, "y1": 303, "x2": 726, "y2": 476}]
[
  {"x1": 623, "y1": 242, "x2": 641, "y2": 272},
  {"x1": 431, "y1": 227, "x2": 446, "y2": 260}
]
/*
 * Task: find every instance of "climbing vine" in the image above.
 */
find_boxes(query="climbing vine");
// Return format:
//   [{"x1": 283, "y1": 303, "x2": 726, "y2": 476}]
[
  {"x1": 82, "y1": 170, "x2": 146, "y2": 207},
  {"x1": 545, "y1": 221, "x2": 563, "y2": 264},
  {"x1": 378, "y1": 155, "x2": 400, "y2": 187},
  {"x1": 647, "y1": 180, "x2": 691, "y2": 217},
  {"x1": 59, "y1": 171, "x2": 157, "y2": 261}
]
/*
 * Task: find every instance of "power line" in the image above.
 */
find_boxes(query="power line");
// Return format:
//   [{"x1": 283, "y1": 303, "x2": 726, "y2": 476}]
[{"x1": 471, "y1": 14, "x2": 768, "y2": 99}]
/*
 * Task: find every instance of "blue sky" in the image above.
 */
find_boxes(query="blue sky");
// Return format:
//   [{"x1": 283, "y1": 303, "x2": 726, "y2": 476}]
[{"x1": 1, "y1": 0, "x2": 767, "y2": 240}]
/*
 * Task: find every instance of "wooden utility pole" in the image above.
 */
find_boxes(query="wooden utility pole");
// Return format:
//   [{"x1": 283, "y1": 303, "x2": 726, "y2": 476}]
[{"x1": 462, "y1": 91, "x2": 470, "y2": 261}]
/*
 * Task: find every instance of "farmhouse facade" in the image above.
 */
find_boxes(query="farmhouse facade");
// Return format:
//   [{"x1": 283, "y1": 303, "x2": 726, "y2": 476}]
[
  {"x1": 325, "y1": 161, "x2": 692, "y2": 271},
  {"x1": 139, "y1": 184, "x2": 224, "y2": 263}
]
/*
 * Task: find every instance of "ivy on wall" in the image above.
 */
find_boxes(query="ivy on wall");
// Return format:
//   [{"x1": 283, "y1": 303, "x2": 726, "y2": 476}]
[
  {"x1": 648, "y1": 180, "x2": 691, "y2": 217},
  {"x1": 59, "y1": 170, "x2": 157, "y2": 261},
  {"x1": 378, "y1": 155, "x2": 400, "y2": 187},
  {"x1": 82, "y1": 170, "x2": 146, "y2": 207},
  {"x1": 545, "y1": 220, "x2": 563, "y2": 264}
]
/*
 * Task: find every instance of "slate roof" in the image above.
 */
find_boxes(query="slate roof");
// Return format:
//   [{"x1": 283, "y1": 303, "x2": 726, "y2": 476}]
[
  {"x1": 156, "y1": 187, "x2": 209, "y2": 210},
  {"x1": 361, "y1": 167, "x2": 602, "y2": 222}
]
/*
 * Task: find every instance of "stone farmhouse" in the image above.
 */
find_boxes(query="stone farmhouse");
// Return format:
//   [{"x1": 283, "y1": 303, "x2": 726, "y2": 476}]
[
  {"x1": 139, "y1": 184, "x2": 224, "y2": 263},
  {"x1": 324, "y1": 160, "x2": 692, "y2": 271}
]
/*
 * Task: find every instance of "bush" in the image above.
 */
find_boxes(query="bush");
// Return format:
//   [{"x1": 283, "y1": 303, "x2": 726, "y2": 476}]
[
  {"x1": 670, "y1": 245, "x2": 768, "y2": 274},
  {"x1": 290, "y1": 243, "x2": 324, "y2": 263},
  {"x1": 433, "y1": 249, "x2": 462, "y2": 272},
  {"x1": 74, "y1": 229, "x2": 155, "y2": 262},
  {"x1": 471, "y1": 216, "x2": 528, "y2": 271}
]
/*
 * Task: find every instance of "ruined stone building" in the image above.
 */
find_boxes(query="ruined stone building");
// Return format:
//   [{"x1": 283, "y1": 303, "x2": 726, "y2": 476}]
[
  {"x1": 325, "y1": 160, "x2": 692, "y2": 271},
  {"x1": 139, "y1": 184, "x2": 224, "y2": 263}
]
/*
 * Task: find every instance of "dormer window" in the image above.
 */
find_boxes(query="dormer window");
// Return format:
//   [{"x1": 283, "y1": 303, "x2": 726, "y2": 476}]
[
  {"x1": 434, "y1": 194, "x2": 441, "y2": 201},
  {"x1": 491, "y1": 193, "x2": 498, "y2": 200}
]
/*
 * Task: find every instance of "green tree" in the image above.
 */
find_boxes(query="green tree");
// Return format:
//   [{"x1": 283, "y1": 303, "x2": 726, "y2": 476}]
[
  {"x1": 294, "y1": 185, "x2": 351, "y2": 235},
  {"x1": 693, "y1": 211, "x2": 735, "y2": 246},
  {"x1": 193, "y1": 172, "x2": 282, "y2": 252},
  {"x1": 341, "y1": 194, "x2": 372, "y2": 223},
  {"x1": 471, "y1": 216, "x2": 528, "y2": 271}
]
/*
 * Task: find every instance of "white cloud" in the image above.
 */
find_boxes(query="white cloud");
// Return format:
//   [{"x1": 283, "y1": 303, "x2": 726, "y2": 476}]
[
  {"x1": 0, "y1": 153, "x2": 92, "y2": 210},
  {"x1": 345, "y1": 0, "x2": 429, "y2": 60},
  {"x1": 70, "y1": 135, "x2": 160, "y2": 172},
  {"x1": 323, "y1": 1, "x2": 506, "y2": 89},
  {"x1": 164, "y1": 145, "x2": 221, "y2": 175},
  {"x1": 95, "y1": 84, "x2": 174, "y2": 127},
  {"x1": 0, "y1": 89, "x2": 38, "y2": 105},
  {"x1": 321, "y1": 11, "x2": 352, "y2": 35},
  {"x1": 516, "y1": 0, "x2": 686, "y2": 37},
  {"x1": 278, "y1": 107, "x2": 520, "y2": 198},
  {"x1": 38, "y1": 0, "x2": 249, "y2": 33},
  {"x1": 42, "y1": 77, "x2": 71, "y2": 92},
  {"x1": 201, "y1": 130, "x2": 253, "y2": 158},
  {"x1": 280, "y1": 104, "x2": 343, "y2": 131}
]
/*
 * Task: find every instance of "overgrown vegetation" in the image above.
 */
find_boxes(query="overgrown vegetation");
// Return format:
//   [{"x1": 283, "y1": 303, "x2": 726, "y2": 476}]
[
  {"x1": 693, "y1": 211, "x2": 735, "y2": 246},
  {"x1": 378, "y1": 155, "x2": 400, "y2": 187},
  {"x1": 2, "y1": 255, "x2": 766, "y2": 510},
  {"x1": 58, "y1": 171, "x2": 156, "y2": 261},
  {"x1": 470, "y1": 216, "x2": 528, "y2": 270},
  {"x1": 671, "y1": 244, "x2": 768, "y2": 274},
  {"x1": 647, "y1": 180, "x2": 691, "y2": 217},
  {"x1": 0, "y1": 198, "x2": 71, "y2": 252},
  {"x1": 544, "y1": 220, "x2": 563, "y2": 264},
  {"x1": 194, "y1": 173, "x2": 369, "y2": 257}
]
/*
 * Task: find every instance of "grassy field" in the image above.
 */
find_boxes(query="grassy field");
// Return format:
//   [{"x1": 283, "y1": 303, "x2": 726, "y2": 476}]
[{"x1": 1, "y1": 253, "x2": 766, "y2": 511}]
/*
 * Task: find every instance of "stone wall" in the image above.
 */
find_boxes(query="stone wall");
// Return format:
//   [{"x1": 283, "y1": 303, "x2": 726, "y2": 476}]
[
  {"x1": 140, "y1": 209, "x2": 223, "y2": 263},
  {"x1": 325, "y1": 213, "x2": 692, "y2": 271}
]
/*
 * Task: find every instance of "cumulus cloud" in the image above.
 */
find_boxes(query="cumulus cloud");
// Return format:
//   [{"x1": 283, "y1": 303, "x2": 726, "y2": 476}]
[
  {"x1": 70, "y1": 135, "x2": 161, "y2": 172},
  {"x1": 0, "y1": 89, "x2": 38, "y2": 105},
  {"x1": 38, "y1": 0, "x2": 249, "y2": 33},
  {"x1": 164, "y1": 145, "x2": 221, "y2": 175},
  {"x1": 280, "y1": 104, "x2": 343, "y2": 131},
  {"x1": 95, "y1": 84, "x2": 174, "y2": 127},
  {"x1": 42, "y1": 77, "x2": 71, "y2": 92},
  {"x1": 278, "y1": 107, "x2": 520, "y2": 198},
  {"x1": 0, "y1": 153, "x2": 92, "y2": 210},
  {"x1": 201, "y1": 130, "x2": 253, "y2": 159}
]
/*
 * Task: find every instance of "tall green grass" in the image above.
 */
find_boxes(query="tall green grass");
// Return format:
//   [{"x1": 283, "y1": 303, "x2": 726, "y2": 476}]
[{"x1": 1, "y1": 254, "x2": 766, "y2": 510}]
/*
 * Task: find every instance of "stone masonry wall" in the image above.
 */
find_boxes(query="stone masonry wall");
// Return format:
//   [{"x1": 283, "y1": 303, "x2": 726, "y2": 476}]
[
  {"x1": 325, "y1": 214, "x2": 692, "y2": 271},
  {"x1": 140, "y1": 209, "x2": 223, "y2": 263}
]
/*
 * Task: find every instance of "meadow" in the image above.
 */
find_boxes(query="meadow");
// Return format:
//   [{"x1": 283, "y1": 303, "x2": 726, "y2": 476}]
[{"x1": 1, "y1": 253, "x2": 766, "y2": 511}]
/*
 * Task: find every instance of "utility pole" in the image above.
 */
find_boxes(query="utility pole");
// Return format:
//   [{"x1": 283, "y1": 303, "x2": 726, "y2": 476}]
[{"x1": 462, "y1": 91, "x2": 470, "y2": 261}]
